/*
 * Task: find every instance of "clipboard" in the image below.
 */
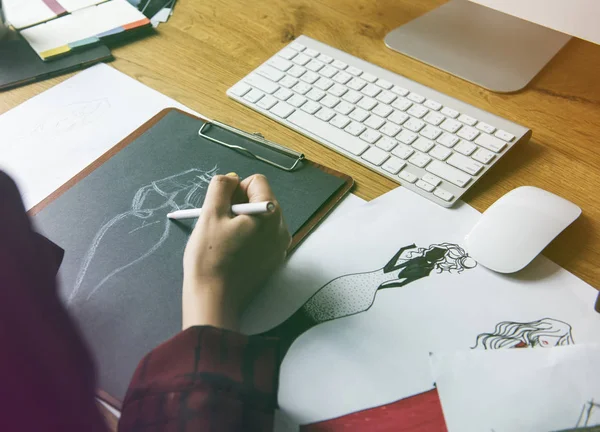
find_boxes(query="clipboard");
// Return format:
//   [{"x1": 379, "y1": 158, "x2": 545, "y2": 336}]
[{"x1": 32, "y1": 108, "x2": 353, "y2": 409}]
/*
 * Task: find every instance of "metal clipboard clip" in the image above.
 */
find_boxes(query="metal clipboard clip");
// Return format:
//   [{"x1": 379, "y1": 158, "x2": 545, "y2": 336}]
[{"x1": 198, "y1": 120, "x2": 305, "y2": 171}]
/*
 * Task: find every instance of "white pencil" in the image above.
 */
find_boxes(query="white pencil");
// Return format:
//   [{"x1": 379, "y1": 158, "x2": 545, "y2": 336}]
[{"x1": 167, "y1": 201, "x2": 275, "y2": 220}]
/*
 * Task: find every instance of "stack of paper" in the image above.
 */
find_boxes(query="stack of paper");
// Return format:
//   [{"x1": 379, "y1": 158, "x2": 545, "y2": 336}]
[{"x1": 3, "y1": 0, "x2": 107, "y2": 29}]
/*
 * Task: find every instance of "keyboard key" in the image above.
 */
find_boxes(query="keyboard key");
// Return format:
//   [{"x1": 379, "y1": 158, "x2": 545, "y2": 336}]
[
  {"x1": 474, "y1": 133, "x2": 507, "y2": 153},
  {"x1": 332, "y1": 59, "x2": 348, "y2": 69},
  {"x1": 380, "y1": 122, "x2": 401, "y2": 137},
  {"x1": 372, "y1": 103, "x2": 393, "y2": 118},
  {"x1": 376, "y1": 137, "x2": 398, "y2": 151},
  {"x1": 274, "y1": 88, "x2": 293, "y2": 100},
  {"x1": 424, "y1": 99, "x2": 442, "y2": 110},
  {"x1": 244, "y1": 89, "x2": 264, "y2": 103},
  {"x1": 347, "y1": 77, "x2": 367, "y2": 91},
  {"x1": 437, "y1": 132, "x2": 459, "y2": 148},
  {"x1": 495, "y1": 129, "x2": 515, "y2": 142},
  {"x1": 456, "y1": 126, "x2": 480, "y2": 141},
  {"x1": 382, "y1": 156, "x2": 406, "y2": 174},
  {"x1": 441, "y1": 106, "x2": 459, "y2": 118},
  {"x1": 458, "y1": 114, "x2": 477, "y2": 126},
  {"x1": 362, "y1": 72, "x2": 377, "y2": 83},
  {"x1": 317, "y1": 53, "x2": 333, "y2": 63},
  {"x1": 440, "y1": 118, "x2": 462, "y2": 133},
  {"x1": 306, "y1": 60, "x2": 325, "y2": 72},
  {"x1": 333, "y1": 71, "x2": 352, "y2": 84},
  {"x1": 422, "y1": 173, "x2": 441, "y2": 187},
  {"x1": 245, "y1": 74, "x2": 279, "y2": 94},
  {"x1": 472, "y1": 148, "x2": 495, "y2": 164},
  {"x1": 335, "y1": 101, "x2": 354, "y2": 115},
  {"x1": 306, "y1": 88, "x2": 326, "y2": 101},
  {"x1": 399, "y1": 169, "x2": 417, "y2": 183},
  {"x1": 305, "y1": 48, "x2": 319, "y2": 57},
  {"x1": 362, "y1": 147, "x2": 389, "y2": 166},
  {"x1": 349, "y1": 108, "x2": 370, "y2": 122},
  {"x1": 420, "y1": 125, "x2": 442, "y2": 140},
  {"x1": 416, "y1": 179, "x2": 435, "y2": 192},
  {"x1": 434, "y1": 187, "x2": 454, "y2": 202},
  {"x1": 257, "y1": 95, "x2": 277, "y2": 110},
  {"x1": 376, "y1": 79, "x2": 393, "y2": 89},
  {"x1": 397, "y1": 130, "x2": 418, "y2": 145},
  {"x1": 300, "y1": 71, "x2": 319, "y2": 84},
  {"x1": 345, "y1": 121, "x2": 366, "y2": 136},
  {"x1": 392, "y1": 98, "x2": 412, "y2": 111},
  {"x1": 408, "y1": 152, "x2": 431, "y2": 168},
  {"x1": 447, "y1": 153, "x2": 484, "y2": 175},
  {"x1": 270, "y1": 101, "x2": 295, "y2": 118},
  {"x1": 290, "y1": 42, "x2": 305, "y2": 51},
  {"x1": 288, "y1": 94, "x2": 307, "y2": 107},
  {"x1": 429, "y1": 145, "x2": 452, "y2": 161},
  {"x1": 392, "y1": 144, "x2": 414, "y2": 159},
  {"x1": 321, "y1": 95, "x2": 340, "y2": 108},
  {"x1": 412, "y1": 137, "x2": 434, "y2": 153},
  {"x1": 347, "y1": 66, "x2": 362, "y2": 76},
  {"x1": 314, "y1": 77, "x2": 334, "y2": 90},
  {"x1": 288, "y1": 65, "x2": 306, "y2": 77},
  {"x1": 301, "y1": 100, "x2": 321, "y2": 114},
  {"x1": 292, "y1": 82, "x2": 312, "y2": 95},
  {"x1": 357, "y1": 97, "x2": 377, "y2": 111},
  {"x1": 268, "y1": 57, "x2": 293, "y2": 71},
  {"x1": 320, "y1": 65, "x2": 338, "y2": 78},
  {"x1": 426, "y1": 160, "x2": 471, "y2": 188},
  {"x1": 360, "y1": 128, "x2": 382, "y2": 144},
  {"x1": 361, "y1": 83, "x2": 382, "y2": 97},
  {"x1": 476, "y1": 121, "x2": 496, "y2": 134},
  {"x1": 376, "y1": 90, "x2": 397, "y2": 105},
  {"x1": 391, "y1": 86, "x2": 409, "y2": 96},
  {"x1": 454, "y1": 140, "x2": 477, "y2": 156},
  {"x1": 279, "y1": 76, "x2": 299, "y2": 88},
  {"x1": 388, "y1": 111, "x2": 409, "y2": 125},
  {"x1": 229, "y1": 82, "x2": 251, "y2": 97},
  {"x1": 288, "y1": 110, "x2": 369, "y2": 155},
  {"x1": 407, "y1": 105, "x2": 429, "y2": 119},
  {"x1": 364, "y1": 115, "x2": 385, "y2": 130},
  {"x1": 330, "y1": 114, "x2": 350, "y2": 129},
  {"x1": 423, "y1": 111, "x2": 445, "y2": 126},
  {"x1": 328, "y1": 83, "x2": 348, "y2": 97},
  {"x1": 407, "y1": 92, "x2": 425, "y2": 103},
  {"x1": 315, "y1": 107, "x2": 335, "y2": 121},
  {"x1": 293, "y1": 53, "x2": 311, "y2": 66},
  {"x1": 278, "y1": 48, "x2": 298, "y2": 60},
  {"x1": 342, "y1": 90, "x2": 363, "y2": 104},
  {"x1": 404, "y1": 118, "x2": 426, "y2": 132}
]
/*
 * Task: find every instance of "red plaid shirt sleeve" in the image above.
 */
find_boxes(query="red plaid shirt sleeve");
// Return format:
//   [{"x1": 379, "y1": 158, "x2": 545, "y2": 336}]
[{"x1": 119, "y1": 326, "x2": 281, "y2": 432}]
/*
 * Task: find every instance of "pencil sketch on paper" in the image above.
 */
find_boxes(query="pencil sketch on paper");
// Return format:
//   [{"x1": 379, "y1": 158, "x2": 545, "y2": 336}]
[
  {"x1": 262, "y1": 242, "x2": 477, "y2": 354},
  {"x1": 68, "y1": 166, "x2": 218, "y2": 303},
  {"x1": 472, "y1": 318, "x2": 575, "y2": 349},
  {"x1": 574, "y1": 399, "x2": 600, "y2": 429}
]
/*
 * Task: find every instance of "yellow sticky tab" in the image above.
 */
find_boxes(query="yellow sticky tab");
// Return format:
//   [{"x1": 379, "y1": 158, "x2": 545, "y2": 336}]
[{"x1": 40, "y1": 45, "x2": 70, "y2": 60}]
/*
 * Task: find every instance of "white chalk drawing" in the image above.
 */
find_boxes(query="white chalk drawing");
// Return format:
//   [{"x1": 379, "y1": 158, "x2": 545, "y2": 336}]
[
  {"x1": 473, "y1": 318, "x2": 575, "y2": 349},
  {"x1": 69, "y1": 166, "x2": 218, "y2": 303},
  {"x1": 262, "y1": 243, "x2": 477, "y2": 355}
]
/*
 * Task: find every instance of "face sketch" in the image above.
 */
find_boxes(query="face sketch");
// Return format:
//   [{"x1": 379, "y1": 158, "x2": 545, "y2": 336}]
[{"x1": 537, "y1": 334, "x2": 561, "y2": 347}]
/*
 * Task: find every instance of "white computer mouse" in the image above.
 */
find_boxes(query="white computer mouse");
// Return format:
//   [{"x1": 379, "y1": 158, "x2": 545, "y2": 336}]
[{"x1": 465, "y1": 186, "x2": 581, "y2": 273}]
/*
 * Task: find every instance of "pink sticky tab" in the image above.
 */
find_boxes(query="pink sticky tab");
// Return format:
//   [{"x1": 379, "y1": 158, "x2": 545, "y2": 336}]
[{"x1": 42, "y1": 0, "x2": 67, "y2": 15}]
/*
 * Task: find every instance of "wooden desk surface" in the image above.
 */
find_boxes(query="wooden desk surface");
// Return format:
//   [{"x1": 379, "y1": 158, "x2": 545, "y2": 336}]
[{"x1": 2, "y1": 1, "x2": 599, "y2": 288}]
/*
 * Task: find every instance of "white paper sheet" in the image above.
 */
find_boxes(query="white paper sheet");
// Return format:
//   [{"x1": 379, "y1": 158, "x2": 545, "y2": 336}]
[
  {"x1": 431, "y1": 344, "x2": 600, "y2": 432},
  {"x1": 240, "y1": 186, "x2": 600, "y2": 426},
  {"x1": 0, "y1": 63, "x2": 193, "y2": 210},
  {"x1": 3, "y1": 0, "x2": 57, "y2": 30}
]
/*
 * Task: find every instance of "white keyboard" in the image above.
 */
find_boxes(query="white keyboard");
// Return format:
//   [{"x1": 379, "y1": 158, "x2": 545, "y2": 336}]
[{"x1": 227, "y1": 35, "x2": 532, "y2": 207}]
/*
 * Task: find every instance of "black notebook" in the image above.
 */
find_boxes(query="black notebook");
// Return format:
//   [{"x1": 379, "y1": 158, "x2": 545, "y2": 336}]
[{"x1": 32, "y1": 108, "x2": 352, "y2": 408}]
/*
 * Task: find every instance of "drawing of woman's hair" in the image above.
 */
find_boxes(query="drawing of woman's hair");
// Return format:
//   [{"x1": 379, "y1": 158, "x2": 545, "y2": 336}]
[
  {"x1": 473, "y1": 318, "x2": 575, "y2": 349},
  {"x1": 406, "y1": 242, "x2": 476, "y2": 273}
]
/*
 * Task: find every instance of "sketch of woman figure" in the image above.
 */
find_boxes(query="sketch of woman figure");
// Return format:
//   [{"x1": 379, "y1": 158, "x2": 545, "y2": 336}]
[
  {"x1": 261, "y1": 243, "x2": 476, "y2": 354},
  {"x1": 472, "y1": 318, "x2": 575, "y2": 349},
  {"x1": 68, "y1": 166, "x2": 218, "y2": 303}
]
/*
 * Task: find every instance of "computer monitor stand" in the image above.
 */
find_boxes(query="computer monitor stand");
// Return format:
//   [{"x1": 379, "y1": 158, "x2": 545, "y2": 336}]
[{"x1": 384, "y1": 0, "x2": 571, "y2": 93}]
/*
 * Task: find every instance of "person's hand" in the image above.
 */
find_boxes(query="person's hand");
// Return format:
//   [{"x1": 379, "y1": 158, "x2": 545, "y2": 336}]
[{"x1": 182, "y1": 173, "x2": 291, "y2": 331}]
